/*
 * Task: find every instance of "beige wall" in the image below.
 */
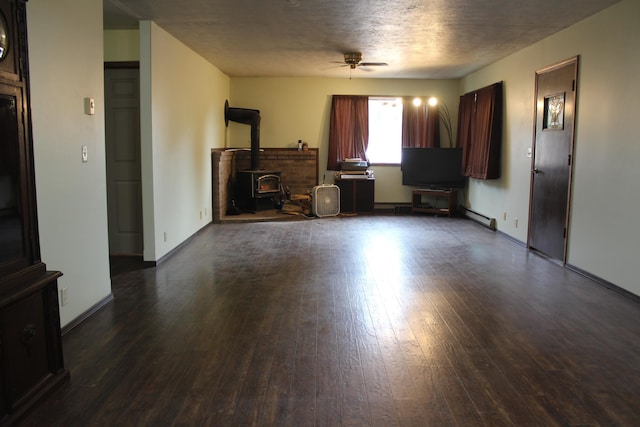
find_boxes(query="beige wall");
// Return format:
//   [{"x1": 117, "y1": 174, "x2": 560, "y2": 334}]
[
  {"x1": 140, "y1": 22, "x2": 230, "y2": 261},
  {"x1": 462, "y1": 0, "x2": 640, "y2": 296},
  {"x1": 104, "y1": 29, "x2": 140, "y2": 62},
  {"x1": 229, "y1": 77, "x2": 460, "y2": 203},
  {"x1": 104, "y1": 24, "x2": 229, "y2": 261},
  {"x1": 28, "y1": 0, "x2": 112, "y2": 326}
]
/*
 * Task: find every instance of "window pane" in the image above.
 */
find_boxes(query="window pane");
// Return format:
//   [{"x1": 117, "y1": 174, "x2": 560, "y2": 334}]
[{"x1": 367, "y1": 98, "x2": 403, "y2": 164}]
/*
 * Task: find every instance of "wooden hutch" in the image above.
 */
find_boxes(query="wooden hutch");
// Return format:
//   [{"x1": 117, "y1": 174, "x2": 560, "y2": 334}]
[{"x1": 0, "y1": 0, "x2": 68, "y2": 423}]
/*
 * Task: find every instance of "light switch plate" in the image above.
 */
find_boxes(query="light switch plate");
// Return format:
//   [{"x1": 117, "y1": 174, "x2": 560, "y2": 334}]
[{"x1": 82, "y1": 145, "x2": 88, "y2": 162}]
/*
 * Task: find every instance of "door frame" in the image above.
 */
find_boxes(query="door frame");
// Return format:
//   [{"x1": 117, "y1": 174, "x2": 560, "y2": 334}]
[
  {"x1": 104, "y1": 61, "x2": 142, "y2": 257},
  {"x1": 527, "y1": 56, "x2": 579, "y2": 264}
]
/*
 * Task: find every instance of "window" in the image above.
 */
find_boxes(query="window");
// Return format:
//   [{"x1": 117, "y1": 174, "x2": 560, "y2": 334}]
[
  {"x1": 366, "y1": 97, "x2": 403, "y2": 164},
  {"x1": 327, "y1": 95, "x2": 439, "y2": 170}
]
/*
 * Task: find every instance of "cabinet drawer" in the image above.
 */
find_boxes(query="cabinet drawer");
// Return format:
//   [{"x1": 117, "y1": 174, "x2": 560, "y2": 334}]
[{"x1": 2, "y1": 291, "x2": 49, "y2": 403}]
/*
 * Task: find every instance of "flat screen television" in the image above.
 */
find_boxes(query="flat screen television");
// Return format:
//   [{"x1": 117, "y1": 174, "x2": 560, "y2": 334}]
[{"x1": 401, "y1": 147, "x2": 465, "y2": 189}]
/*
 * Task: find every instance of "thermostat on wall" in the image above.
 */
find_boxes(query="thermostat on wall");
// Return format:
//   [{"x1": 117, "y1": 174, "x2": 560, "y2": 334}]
[{"x1": 84, "y1": 97, "x2": 95, "y2": 115}]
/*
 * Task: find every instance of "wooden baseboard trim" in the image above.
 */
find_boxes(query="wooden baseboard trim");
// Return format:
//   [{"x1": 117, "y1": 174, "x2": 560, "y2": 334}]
[
  {"x1": 153, "y1": 222, "x2": 213, "y2": 266},
  {"x1": 495, "y1": 229, "x2": 527, "y2": 248},
  {"x1": 492, "y1": 229, "x2": 638, "y2": 303},
  {"x1": 61, "y1": 293, "x2": 114, "y2": 336},
  {"x1": 566, "y1": 263, "x2": 640, "y2": 304}
]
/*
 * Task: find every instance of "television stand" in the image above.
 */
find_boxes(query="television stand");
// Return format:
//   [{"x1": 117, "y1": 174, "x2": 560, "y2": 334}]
[{"x1": 411, "y1": 188, "x2": 457, "y2": 217}]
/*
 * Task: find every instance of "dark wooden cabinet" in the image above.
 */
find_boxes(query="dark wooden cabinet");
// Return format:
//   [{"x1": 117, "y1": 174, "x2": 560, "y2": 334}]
[
  {"x1": 335, "y1": 178, "x2": 375, "y2": 214},
  {"x1": 0, "y1": 1, "x2": 68, "y2": 423}
]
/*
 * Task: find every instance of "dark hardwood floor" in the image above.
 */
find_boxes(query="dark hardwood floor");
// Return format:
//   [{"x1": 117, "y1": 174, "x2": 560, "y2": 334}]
[{"x1": 18, "y1": 215, "x2": 640, "y2": 426}]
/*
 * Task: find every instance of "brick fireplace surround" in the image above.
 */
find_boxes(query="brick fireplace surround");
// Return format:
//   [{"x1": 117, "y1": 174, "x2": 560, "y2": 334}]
[{"x1": 211, "y1": 148, "x2": 319, "y2": 222}]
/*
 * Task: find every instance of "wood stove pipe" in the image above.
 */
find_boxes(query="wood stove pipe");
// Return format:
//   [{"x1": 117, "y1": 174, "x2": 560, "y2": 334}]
[{"x1": 225, "y1": 100, "x2": 261, "y2": 170}]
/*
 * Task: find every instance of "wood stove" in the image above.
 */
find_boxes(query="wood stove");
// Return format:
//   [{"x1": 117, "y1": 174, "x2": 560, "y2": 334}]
[
  {"x1": 225, "y1": 100, "x2": 281, "y2": 212},
  {"x1": 235, "y1": 170, "x2": 281, "y2": 211}
]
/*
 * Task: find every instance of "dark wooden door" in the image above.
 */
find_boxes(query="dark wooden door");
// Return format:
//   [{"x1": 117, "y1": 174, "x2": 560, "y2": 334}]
[
  {"x1": 528, "y1": 57, "x2": 578, "y2": 262},
  {"x1": 104, "y1": 67, "x2": 143, "y2": 255}
]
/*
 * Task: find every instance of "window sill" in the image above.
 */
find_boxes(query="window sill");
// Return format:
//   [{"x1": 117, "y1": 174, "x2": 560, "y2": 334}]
[{"x1": 368, "y1": 162, "x2": 400, "y2": 167}]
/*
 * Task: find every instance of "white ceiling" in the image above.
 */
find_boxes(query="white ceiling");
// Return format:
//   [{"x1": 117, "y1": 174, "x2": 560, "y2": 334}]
[{"x1": 104, "y1": 0, "x2": 621, "y2": 79}]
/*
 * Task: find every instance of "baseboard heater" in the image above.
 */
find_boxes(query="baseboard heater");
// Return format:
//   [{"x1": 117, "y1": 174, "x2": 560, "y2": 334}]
[
  {"x1": 461, "y1": 207, "x2": 496, "y2": 231},
  {"x1": 374, "y1": 203, "x2": 412, "y2": 215}
]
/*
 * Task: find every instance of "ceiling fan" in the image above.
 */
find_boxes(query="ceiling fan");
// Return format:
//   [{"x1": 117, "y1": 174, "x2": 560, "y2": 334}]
[{"x1": 342, "y1": 52, "x2": 388, "y2": 69}]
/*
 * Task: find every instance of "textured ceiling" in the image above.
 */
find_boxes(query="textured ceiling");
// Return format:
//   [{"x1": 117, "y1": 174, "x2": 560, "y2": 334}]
[{"x1": 104, "y1": 0, "x2": 621, "y2": 79}]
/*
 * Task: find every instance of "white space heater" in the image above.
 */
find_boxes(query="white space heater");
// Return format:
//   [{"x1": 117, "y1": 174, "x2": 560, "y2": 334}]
[{"x1": 312, "y1": 184, "x2": 340, "y2": 217}]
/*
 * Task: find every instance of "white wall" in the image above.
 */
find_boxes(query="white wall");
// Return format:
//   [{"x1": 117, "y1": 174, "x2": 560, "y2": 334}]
[
  {"x1": 229, "y1": 77, "x2": 460, "y2": 203},
  {"x1": 27, "y1": 0, "x2": 112, "y2": 326},
  {"x1": 462, "y1": 0, "x2": 640, "y2": 296},
  {"x1": 140, "y1": 22, "x2": 230, "y2": 261}
]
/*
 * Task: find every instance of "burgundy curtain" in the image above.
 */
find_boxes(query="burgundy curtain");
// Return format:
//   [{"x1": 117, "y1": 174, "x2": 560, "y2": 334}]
[
  {"x1": 458, "y1": 92, "x2": 476, "y2": 177},
  {"x1": 401, "y1": 97, "x2": 440, "y2": 148},
  {"x1": 458, "y1": 82, "x2": 503, "y2": 179},
  {"x1": 327, "y1": 95, "x2": 369, "y2": 170}
]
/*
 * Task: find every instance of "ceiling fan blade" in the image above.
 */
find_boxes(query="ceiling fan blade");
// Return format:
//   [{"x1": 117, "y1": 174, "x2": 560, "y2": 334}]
[
  {"x1": 324, "y1": 64, "x2": 349, "y2": 70},
  {"x1": 359, "y1": 62, "x2": 388, "y2": 67}
]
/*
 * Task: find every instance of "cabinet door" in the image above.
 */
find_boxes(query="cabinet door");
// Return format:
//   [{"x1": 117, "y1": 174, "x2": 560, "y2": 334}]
[
  {"x1": 3, "y1": 291, "x2": 49, "y2": 403},
  {"x1": 337, "y1": 180, "x2": 355, "y2": 213},
  {"x1": 0, "y1": 84, "x2": 32, "y2": 275},
  {"x1": 355, "y1": 180, "x2": 374, "y2": 213}
]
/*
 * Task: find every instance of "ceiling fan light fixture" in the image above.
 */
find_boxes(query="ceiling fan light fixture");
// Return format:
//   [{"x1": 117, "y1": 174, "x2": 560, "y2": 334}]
[{"x1": 344, "y1": 52, "x2": 363, "y2": 68}]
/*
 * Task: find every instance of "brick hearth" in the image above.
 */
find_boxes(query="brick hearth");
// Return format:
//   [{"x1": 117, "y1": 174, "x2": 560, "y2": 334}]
[{"x1": 211, "y1": 148, "x2": 319, "y2": 222}]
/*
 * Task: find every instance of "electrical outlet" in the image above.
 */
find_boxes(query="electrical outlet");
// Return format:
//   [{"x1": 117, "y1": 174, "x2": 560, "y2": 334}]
[
  {"x1": 60, "y1": 288, "x2": 68, "y2": 306},
  {"x1": 200, "y1": 210, "x2": 203, "y2": 219},
  {"x1": 164, "y1": 232, "x2": 167, "y2": 242},
  {"x1": 514, "y1": 218, "x2": 519, "y2": 228},
  {"x1": 503, "y1": 212, "x2": 507, "y2": 221}
]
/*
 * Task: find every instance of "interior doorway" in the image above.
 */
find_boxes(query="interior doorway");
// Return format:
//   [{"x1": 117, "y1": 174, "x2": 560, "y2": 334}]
[
  {"x1": 528, "y1": 57, "x2": 578, "y2": 262},
  {"x1": 104, "y1": 64, "x2": 143, "y2": 256}
]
